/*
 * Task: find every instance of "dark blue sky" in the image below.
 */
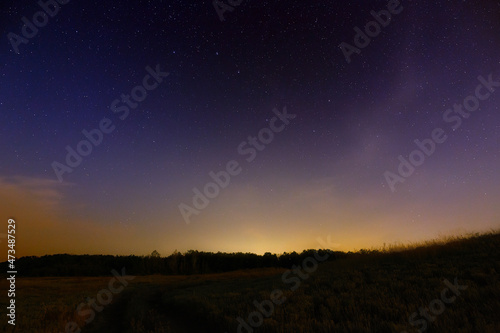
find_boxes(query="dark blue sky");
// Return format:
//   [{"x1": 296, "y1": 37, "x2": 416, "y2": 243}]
[{"x1": 1, "y1": 0, "x2": 499, "y2": 257}]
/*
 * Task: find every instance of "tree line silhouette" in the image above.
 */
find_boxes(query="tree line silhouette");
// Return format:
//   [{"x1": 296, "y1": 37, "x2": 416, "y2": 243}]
[{"x1": 3, "y1": 249, "x2": 354, "y2": 277}]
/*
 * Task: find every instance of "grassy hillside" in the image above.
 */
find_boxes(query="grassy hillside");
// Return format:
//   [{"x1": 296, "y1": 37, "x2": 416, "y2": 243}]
[{"x1": 1, "y1": 232, "x2": 498, "y2": 332}]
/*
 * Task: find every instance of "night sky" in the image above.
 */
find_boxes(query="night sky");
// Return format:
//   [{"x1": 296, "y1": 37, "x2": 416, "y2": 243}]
[{"x1": 1, "y1": 0, "x2": 499, "y2": 258}]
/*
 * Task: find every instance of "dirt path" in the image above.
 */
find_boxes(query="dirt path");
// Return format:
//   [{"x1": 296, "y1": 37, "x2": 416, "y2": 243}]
[
  {"x1": 80, "y1": 289, "x2": 132, "y2": 333},
  {"x1": 81, "y1": 287, "x2": 218, "y2": 333}
]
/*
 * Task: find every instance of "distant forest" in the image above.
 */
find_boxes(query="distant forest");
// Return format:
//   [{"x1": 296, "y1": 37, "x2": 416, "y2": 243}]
[
  {"x1": 2, "y1": 232, "x2": 498, "y2": 277},
  {"x1": 2, "y1": 249, "x2": 358, "y2": 277}
]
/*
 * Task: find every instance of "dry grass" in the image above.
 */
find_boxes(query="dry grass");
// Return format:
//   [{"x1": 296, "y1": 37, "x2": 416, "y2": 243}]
[{"x1": 0, "y1": 232, "x2": 498, "y2": 332}]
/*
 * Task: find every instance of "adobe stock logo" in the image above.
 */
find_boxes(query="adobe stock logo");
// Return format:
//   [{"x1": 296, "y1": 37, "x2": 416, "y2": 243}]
[
  {"x1": 384, "y1": 74, "x2": 499, "y2": 192},
  {"x1": 339, "y1": 0, "x2": 403, "y2": 64},
  {"x1": 401, "y1": 277, "x2": 468, "y2": 333},
  {"x1": 52, "y1": 65, "x2": 169, "y2": 182},
  {"x1": 212, "y1": 0, "x2": 243, "y2": 22},
  {"x1": 179, "y1": 107, "x2": 296, "y2": 224},
  {"x1": 8, "y1": 0, "x2": 70, "y2": 55},
  {"x1": 236, "y1": 235, "x2": 338, "y2": 333},
  {"x1": 60, "y1": 268, "x2": 135, "y2": 333}
]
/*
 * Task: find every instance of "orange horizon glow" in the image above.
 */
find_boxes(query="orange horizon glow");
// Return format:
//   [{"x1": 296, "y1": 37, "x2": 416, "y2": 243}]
[{"x1": 1, "y1": 175, "x2": 498, "y2": 261}]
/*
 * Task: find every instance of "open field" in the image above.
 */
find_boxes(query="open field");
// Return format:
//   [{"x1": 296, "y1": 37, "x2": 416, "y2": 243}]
[{"x1": 1, "y1": 232, "x2": 499, "y2": 332}]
